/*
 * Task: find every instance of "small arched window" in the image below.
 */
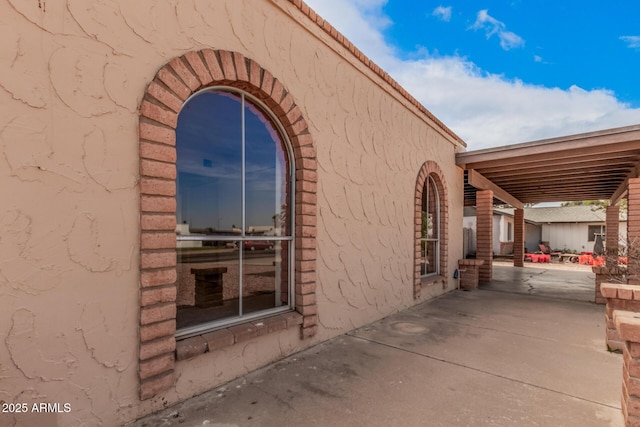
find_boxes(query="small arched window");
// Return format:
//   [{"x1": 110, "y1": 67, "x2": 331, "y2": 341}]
[
  {"x1": 421, "y1": 175, "x2": 440, "y2": 276},
  {"x1": 174, "y1": 88, "x2": 294, "y2": 338}
]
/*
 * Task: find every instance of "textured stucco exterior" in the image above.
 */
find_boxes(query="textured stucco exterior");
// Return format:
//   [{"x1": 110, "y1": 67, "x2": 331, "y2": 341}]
[{"x1": 0, "y1": 1, "x2": 465, "y2": 425}]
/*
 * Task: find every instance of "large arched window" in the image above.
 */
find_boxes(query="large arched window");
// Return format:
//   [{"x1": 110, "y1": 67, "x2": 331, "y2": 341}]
[
  {"x1": 421, "y1": 175, "x2": 440, "y2": 277},
  {"x1": 174, "y1": 88, "x2": 294, "y2": 338},
  {"x1": 138, "y1": 50, "x2": 317, "y2": 399}
]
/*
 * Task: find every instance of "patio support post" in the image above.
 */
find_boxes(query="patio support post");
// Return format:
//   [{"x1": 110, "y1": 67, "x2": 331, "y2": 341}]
[
  {"x1": 628, "y1": 178, "x2": 640, "y2": 285},
  {"x1": 605, "y1": 205, "x2": 620, "y2": 268},
  {"x1": 477, "y1": 190, "x2": 493, "y2": 283},
  {"x1": 513, "y1": 208, "x2": 525, "y2": 267}
]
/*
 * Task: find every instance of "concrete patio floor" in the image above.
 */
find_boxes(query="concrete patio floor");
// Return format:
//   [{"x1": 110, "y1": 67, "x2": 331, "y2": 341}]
[
  {"x1": 488, "y1": 260, "x2": 597, "y2": 303},
  {"x1": 129, "y1": 264, "x2": 624, "y2": 427}
]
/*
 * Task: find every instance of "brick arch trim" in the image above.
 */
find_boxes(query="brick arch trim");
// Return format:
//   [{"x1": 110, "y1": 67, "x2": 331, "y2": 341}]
[
  {"x1": 414, "y1": 161, "x2": 448, "y2": 299},
  {"x1": 137, "y1": 49, "x2": 318, "y2": 400}
]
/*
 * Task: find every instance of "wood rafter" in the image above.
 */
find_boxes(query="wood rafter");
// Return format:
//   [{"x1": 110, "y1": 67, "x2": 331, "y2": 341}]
[
  {"x1": 458, "y1": 125, "x2": 640, "y2": 206},
  {"x1": 467, "y1": 170, "x2": 524, "y2": 209}
]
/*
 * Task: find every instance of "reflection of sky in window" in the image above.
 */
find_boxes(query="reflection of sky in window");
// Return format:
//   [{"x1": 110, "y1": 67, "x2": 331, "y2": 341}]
[{"x1": 176, "y1": 90, "x2": 288, "y2": 233}]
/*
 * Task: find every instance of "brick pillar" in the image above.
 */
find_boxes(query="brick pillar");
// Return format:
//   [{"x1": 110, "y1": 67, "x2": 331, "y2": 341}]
[
  {"x1": 606, "y1": 205, "x2": 620, "y2": 267},
  {"x1": 513, "y1": 208, "x2": 525, "y2": 267},
  {"x1": 601, "y1": 283, "x2": 640, "y2": 351},
  {"x1": 458, "y1": 259, "x2": 485, "y2": 290},
  {"x1": 629, "y1": 178, "x2": 640, "y2": 285},
  {"x1": 593, "y1": 265, "x2": 627, "y2": 305},
  {"x1": 476, "y1": 190, "x2": 493, "y2": 283},
  {"x1": 612, "y1": 309, "x2": 640, "y2": 425}
]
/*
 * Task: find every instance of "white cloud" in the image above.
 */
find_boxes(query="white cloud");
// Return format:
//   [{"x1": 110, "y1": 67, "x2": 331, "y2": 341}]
[
  {"x1": 621, "y1": 35, "x2": 640, "y2": 49},
  {"x1": 534, "y1": 55, "x2": 543, "y2": 62},
  {"x1": 432, "y1": 6, "x2": 452, "y2": 22},
  {"x1": 392, "y1": 58, "x2": 639, "y2": 148},
  {"x1": 471, "y1": 9, "x2": 524, "y2": 50},
  {"x1": 303, "y1": 0, "x2": 396, "y2": 68},
  {"x1": 303, "y1": 0, "x2": 640, "y2": 150}
]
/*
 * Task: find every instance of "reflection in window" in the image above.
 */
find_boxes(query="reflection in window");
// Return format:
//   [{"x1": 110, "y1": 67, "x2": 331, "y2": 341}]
[
  {"x1": 175, "y1": 88, "x2": 293, "y2": 338},
  {"x1": 421, "y1": 175, "x2": 439, "y2": 276}
]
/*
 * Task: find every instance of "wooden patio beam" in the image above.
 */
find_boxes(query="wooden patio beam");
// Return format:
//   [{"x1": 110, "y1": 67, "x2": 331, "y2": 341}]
[
  {"x1": 470, "y1": 152, "x2": 640, "y2": 174},
  {"x1": 611, "y1": 165, "x2": 640, "y2": 205},
  {"x1": 480, "y1": 161, "x2": 637, "y2": 179},
  {"x1": 468, "y1": 169, "x2": 524, "y2": 209},
  {"x1": 492, "y1": 173, "x2": 629, "y2": 186},
  {"x1": 456, "y1": 125, "x2": 640, "y2": 168}
]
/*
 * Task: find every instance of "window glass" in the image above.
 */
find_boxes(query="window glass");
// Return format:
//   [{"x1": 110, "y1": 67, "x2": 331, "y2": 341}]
[
  {"x1": 244, "y1": 97, "x2": 291, "y2": 237},
  {"x1": 242, "y1": 240, "x2": 289, "y2": 315},
  {"x1": 421, "y1": 176, "x2": 439, "y2": 276},
  {"x1": 175, "y1": 89, "x2": 293, "y2": 337},
  {"x1": 588, "y1": 225, "x2": 605, "y2": 242},
  {"x1": 176, "y1": 241, "x2": 240, "y2": 330},
  {"x1": 176, "y1": 91, "x2": 242, "y2": 231}
]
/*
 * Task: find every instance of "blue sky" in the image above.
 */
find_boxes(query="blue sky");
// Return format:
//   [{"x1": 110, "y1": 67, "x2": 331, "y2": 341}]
[
  {"x1": 176, "y1": 91, "x2": 288, "y2": 231},
  {"x1": 304, "y1": 0, "x2": 640, "y2": 149}
]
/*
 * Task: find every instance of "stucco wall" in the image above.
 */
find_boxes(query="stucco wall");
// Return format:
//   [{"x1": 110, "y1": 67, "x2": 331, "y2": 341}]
[{"x1": 0, "y1": 0, "x2": 464, "y2": 425}]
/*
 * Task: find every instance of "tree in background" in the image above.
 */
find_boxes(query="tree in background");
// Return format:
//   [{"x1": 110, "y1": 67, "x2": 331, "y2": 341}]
[{"x1": 561, "y1": 199, "x2": 628, "y2": 212}]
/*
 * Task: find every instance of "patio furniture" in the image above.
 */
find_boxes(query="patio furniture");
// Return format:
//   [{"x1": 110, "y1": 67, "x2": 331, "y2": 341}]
[
  {"x1": 539, "y1": 243, "x2": 562, "y2": 262},
  {"x1": 558, "y1": 253, "x2": 579, "y2": 263}
]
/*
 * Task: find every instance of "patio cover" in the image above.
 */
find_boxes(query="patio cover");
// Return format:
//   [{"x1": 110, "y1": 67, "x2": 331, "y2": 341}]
[{"x1": 456, "y1": 124, "x2": 640, "y2": 207}]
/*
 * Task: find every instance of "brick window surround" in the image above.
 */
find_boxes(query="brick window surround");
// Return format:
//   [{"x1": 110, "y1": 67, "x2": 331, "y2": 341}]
[
  {"x1": 138, "y1": 49, "x2": 317, "y2": 400},
  {"x1": 414, "y1": 161, "x2": 448, "y2": 298}
]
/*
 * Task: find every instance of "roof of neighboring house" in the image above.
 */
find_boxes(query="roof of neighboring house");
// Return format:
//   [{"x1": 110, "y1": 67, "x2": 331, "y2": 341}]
[
  {"x1": 494, "y1": 205, "x2": 627, "y2": 224},
  {"x1": 463, "y1": 206, "x2": 538, "y2": 224}
]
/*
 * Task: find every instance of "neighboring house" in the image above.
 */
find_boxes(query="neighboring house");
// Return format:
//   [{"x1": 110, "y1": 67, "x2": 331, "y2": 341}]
[
  {"x1": 175, "y1": 223, "x2": 203, "y2": 249},
  {"x1": 464, "y1": 206, "x2": 627, "y2": 256},
  {"x1": 506, "y1": 205, "x2": 627, "y2": 254},
  {"x1": 463, "y1": 207, "x2": 539, "y2": 255},
  {"x1": 0, "y1": 1, "x2": 465, "y2": 425},
  {"x1": 246, "y1": 225, "x2": 277, "y2": 236}
]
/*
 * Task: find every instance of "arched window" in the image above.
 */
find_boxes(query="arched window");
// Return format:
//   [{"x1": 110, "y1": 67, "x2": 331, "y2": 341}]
[
  {"x1": 174, "y1": 88, "x2": 294, "y2": 338},
  {"x1": 414, "y1": 161, "x2": 448, "y2": 298},
  {"x1": 138, "y1": 50, "x2": 318, "y2": 399},
  {"x1": 421, "y1": 175, "x2": 440, "y2": 277}
]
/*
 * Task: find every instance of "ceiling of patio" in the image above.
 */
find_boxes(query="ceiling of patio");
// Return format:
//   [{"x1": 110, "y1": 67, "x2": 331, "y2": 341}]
[{"x1": 456, "y1": 124, "x2": 640, "y2": 207}]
